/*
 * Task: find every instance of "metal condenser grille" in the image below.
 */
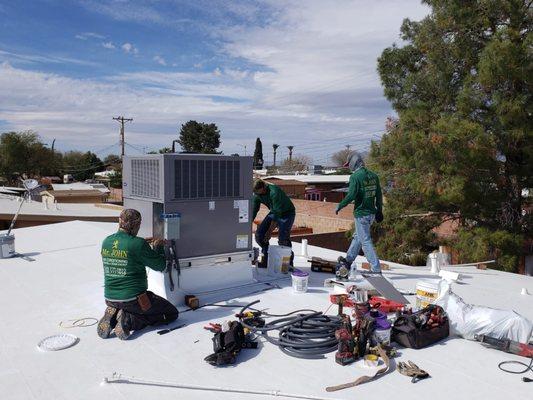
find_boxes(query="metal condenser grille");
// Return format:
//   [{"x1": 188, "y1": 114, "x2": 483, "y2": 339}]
[
  {"x1": 174, "y1": 159, "x2": 240, "y2": 200},
  {"x1": 131, "y1": 159, "x2": 160, "y2": 199}
]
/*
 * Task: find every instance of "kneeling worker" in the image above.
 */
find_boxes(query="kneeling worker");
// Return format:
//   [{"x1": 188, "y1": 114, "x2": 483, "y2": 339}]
[
  {"x1": 336, "y1": 151, "x2": 383, "y2": 274},
  {"x1": 97, "y1": 209, "x2": 178, "y2": 340},
  {"x1": 252, "y1": 179, "x2": 296, "y2": 268}
]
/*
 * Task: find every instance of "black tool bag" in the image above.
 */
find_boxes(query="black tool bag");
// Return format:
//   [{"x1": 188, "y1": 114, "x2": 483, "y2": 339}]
[
  {"x1": 205, "y1": 321, "x2": 257, "y2": 366},
  {"x1": 392, "y1": 305, "x2": 449, "y2": 349}
]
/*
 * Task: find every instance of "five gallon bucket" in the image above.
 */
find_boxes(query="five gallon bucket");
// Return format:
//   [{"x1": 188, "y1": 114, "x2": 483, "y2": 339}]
[
  {"x1": 415, "y1": 279, "x2": 441, "y2": 309},
  {"x1": 0, "y1": 234, "x2": 15, "y2": 259},
  {"x1": 267, "y1": 245, "x2": 292, "y2": 276},
  {"x1": 291, "y1": 269, "x2": 309, "y2": 293}
]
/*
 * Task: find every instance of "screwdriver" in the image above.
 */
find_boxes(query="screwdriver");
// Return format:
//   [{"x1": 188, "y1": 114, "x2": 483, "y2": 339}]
[{"x1": 157, "y1": 324, "x2": 187, "y2": 335}]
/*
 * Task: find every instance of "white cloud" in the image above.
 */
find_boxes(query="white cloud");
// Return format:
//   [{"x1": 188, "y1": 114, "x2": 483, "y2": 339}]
[
  {"x1": 102, "y1": 41, "x2": 116, "y2": 49},
  {"x1": 121, "y1": 42, "x2": 139, "y2": 54},
  {"x1": 153, "y1": 55, "x2": 167, "y2": 66},
  {"x1": 75, "y1": 32, "x2": 105, "y2": 40},
  {"x1": 0, "y1": 49, "x2": 99, "y2": 67},
  {"x1": 1, "y1": 1, "x2": 429, "y2": 160}
]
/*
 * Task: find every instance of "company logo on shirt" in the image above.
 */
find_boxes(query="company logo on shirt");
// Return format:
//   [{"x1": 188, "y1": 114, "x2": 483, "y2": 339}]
[{"x1": 102, "y1": 239, "x2": 128, "y2": 259}]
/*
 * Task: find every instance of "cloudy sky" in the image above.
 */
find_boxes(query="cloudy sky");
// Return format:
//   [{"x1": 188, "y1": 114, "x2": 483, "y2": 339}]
[{"x1": 0, "y1": 0, "x2": 428, "y2": 163}]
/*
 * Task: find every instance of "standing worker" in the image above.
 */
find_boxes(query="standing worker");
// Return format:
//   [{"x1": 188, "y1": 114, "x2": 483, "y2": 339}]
[
  {"x1": 336, "y1": 151, "x2": 383, "y2": 274},
  {"x1": 252, "y1": 180, "x2": 296, "y2": 268},
  {"x1": 97, "y1": 209, "x2": 178, "y2": 340}
]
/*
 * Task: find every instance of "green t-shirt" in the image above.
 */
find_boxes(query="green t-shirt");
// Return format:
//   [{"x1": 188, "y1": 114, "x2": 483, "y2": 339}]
[
  {"x1": 252, "y1": 184, "x2": 296, "y2": 220},
  {"x1": 338, "y1": 167, "x2": 383, "y2": 217},
  {"x1": 101, "y1": 230, "x2": 166, "y2": 301}
]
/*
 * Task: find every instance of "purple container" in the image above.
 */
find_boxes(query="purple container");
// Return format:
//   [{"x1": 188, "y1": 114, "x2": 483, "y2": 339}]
[{"x1": 366, "y1": 309, "x2": 391, "y2": 345}]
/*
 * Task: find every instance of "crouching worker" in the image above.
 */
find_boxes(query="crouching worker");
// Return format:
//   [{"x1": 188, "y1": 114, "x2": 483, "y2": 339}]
[
  {"x1": 97, "y1": 209, "x2": 178, "y2": 340},
  {"x1": 252, "y1": 179, "x2": 296, "y2": 268}
]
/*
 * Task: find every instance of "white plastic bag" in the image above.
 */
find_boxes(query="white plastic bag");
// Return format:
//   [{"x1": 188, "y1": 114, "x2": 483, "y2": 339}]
[{"x1": 435, "y1": 281, "x2": 533, "y2": 343}]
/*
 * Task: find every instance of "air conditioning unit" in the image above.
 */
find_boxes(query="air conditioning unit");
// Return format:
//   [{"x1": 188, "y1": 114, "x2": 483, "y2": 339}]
[{"x1": 122, "y1": 154, "x2": 256, "y2": 305}]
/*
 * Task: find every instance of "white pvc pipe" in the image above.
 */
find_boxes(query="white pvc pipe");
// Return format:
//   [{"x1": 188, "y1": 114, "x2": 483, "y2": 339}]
[
  {"x1": 104, "y1": 373, "x2": 335, "y2": 400},
  {"x1": 301, "y1": 239, "x2": 308, "y2": 257}
]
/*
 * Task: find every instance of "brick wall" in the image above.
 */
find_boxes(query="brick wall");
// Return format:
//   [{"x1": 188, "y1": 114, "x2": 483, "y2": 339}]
[
  {"x1": 256, "y1": 198, "x2": 354, "y2": 234},
  {"x1": 292, "y1": 231, "x2": 351, "y2": 252}
]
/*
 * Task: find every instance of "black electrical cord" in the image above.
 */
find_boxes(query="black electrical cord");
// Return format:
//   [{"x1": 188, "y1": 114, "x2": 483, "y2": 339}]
[
  {"x1": 498, "y1": 358, "x2": 533, "y2": 382},
  {"x1": 238, "y1": 300, "x2": 342, "y2": 359}
]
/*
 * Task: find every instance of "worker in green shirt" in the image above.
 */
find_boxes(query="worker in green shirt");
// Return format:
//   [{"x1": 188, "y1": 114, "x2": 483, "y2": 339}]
[
  {"x1": 97, "y1": 209, "x2": 178, "y2": 340},
  {"x1": 336, "y1": 151, "x2": 383, "y2": 273},
  {"x1": 252, "y1": 180, "x2": 296, "y2": 268}
]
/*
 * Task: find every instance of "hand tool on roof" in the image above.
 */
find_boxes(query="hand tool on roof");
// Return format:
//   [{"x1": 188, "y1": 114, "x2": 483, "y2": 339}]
[
  {"x1": 474, "y1": 334, "x2": 533, "y2": 358},
  {"x1": 335, "y1": 316, "x2": 356, "y2": 366},
  {"x1": 398, "y1": 361, "x2": 430, "y2": 383},
  {"x1": 104, "y1": 372, "x2": 338, "y2": 400},
  {"x1": 326, "y1": 344, "x2": 393, "y2": 392},
  {"x1": 157, "y1": 324, "x2": 187, "y2": 335}
]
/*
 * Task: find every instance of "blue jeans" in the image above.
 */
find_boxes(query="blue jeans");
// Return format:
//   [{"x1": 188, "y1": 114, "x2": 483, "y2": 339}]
[
  {"x1": 346, "y1": 214, "x2": 381, "y2": 272},
  {"x1": 255, "y1": 213, "x2": 295, "y2": 258}
]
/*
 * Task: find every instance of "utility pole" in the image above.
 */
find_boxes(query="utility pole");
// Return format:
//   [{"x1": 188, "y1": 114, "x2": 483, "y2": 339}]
[
  {"x1": 287, "y1": 145, "x2": 294, "y2": 162},
  {"x1": 113, "y1": 116, "x2": 133, "y2": 159},
  {"x1": 345, "y1": 144, "x2": 351, "y2": 151}
]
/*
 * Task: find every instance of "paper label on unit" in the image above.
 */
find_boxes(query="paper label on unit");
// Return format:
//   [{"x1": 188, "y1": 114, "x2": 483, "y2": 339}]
[
  {"x1": 236, "y1": 235, "x2": 248, "y2": 249},
  {"x1": 209, "y1": 201, "x2": 215, "y2": 210},
  {"x1": 234, "y1": 199, "x2": 249, "y2": 223}
]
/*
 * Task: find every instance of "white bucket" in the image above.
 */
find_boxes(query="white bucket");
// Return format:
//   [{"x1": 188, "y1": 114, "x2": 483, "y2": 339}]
[
  {"x1": 267, "y1": 245, "x2": 292, "y2": 276},
  {"x1": 415, "y1": 279, "x2": 441, "y2": 309},
  {"x1": 0, "y1": 234, "x2": 15, "y2": 259},
  {"x1": 291, "y1": 270, "x2": 309, "y2": 293}
]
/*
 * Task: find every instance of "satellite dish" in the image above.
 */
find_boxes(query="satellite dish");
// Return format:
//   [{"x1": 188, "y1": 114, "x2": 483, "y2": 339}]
[{"x1": 22, "y1": 179, "x2": 39, "y2": 191}]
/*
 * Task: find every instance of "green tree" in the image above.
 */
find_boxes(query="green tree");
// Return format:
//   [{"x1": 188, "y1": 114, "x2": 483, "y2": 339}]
[
  {"x1": 253, "y1": 137, "x2": 264, "y2": 169},
  {"x1": 0, "y1": 131, "x2": 59, "y2": 183},
  {"x1": 61, "y1": 151, "x2": 105, "y2": 181},
  {"x1": 372, "y1": 0, "x2": 532, "y2": 272},
  {"x1": 177, "y1": 120, "x2": 221, "y2": 154},
  {"x1": 103, "y1": 154, "x2": 122, "y2": 166},
  {"x1": 109, "y1": 169, "x2": 123, "y2": 189}
]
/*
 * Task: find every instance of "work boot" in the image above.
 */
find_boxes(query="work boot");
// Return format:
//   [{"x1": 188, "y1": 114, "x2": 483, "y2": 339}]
[
  {"x1": 114, "y1": 310, "x2": 131, "y2": 340},
  {"x1": 97, "y1": 306, "x2": 118, "y2": 339},
  {"x1": 257, "y1": 255, "x2": 268, "y2": 268}
]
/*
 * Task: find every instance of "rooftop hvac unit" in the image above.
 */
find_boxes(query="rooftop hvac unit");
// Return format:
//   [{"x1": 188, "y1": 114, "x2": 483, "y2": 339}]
[{"x1": 123, "y1": 154, "x2": 256, "y2": 306}]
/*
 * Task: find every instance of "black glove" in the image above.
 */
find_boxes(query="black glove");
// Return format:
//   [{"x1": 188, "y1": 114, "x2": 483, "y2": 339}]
[{"x1": 375, "y1": 210, "x2": 383, "y2": 223}]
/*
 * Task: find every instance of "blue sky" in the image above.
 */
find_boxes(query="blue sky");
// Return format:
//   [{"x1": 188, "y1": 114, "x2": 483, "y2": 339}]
[{"x1": 0, "y1": 0, "x2": 428, "y2": 163}]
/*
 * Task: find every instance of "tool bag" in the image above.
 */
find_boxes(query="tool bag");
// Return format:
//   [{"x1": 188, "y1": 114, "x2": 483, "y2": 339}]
[
  {"x1": 392, "y1": 305, "x2": 449, "y2": 349},
  {"x1": 204, "y1": 321, "x2": 257, "y2": 366}
]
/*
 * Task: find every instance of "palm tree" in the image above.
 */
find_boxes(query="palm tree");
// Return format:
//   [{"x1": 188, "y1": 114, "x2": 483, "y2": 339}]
[{"x1": 272, "y1": 143, "x2": 279, "y2": 166}]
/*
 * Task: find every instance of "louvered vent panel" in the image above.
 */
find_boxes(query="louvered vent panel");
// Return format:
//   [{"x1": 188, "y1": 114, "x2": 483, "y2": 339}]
[
  {"x1": 131, "y1": 159, "x2": 160, "y2": 199},
  {"x1": 174, "y1": 159, "x2": 240, "y2": 200}
]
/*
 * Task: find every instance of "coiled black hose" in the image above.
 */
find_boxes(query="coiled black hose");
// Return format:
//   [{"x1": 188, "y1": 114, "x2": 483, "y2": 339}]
[{"x1": 239, "y1": 300, "x2": 342, "y2": 359}]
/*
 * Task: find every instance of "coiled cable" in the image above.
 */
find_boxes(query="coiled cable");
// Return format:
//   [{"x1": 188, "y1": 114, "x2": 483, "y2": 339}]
[{"x1": 239, "y1": 300, "x2": 342, "y2": 359}]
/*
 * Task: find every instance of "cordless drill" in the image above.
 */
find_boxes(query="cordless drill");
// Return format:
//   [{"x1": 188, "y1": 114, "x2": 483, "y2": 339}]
[{"x1": 335, "y1": 315, "x2": 356, "y2": 365}]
